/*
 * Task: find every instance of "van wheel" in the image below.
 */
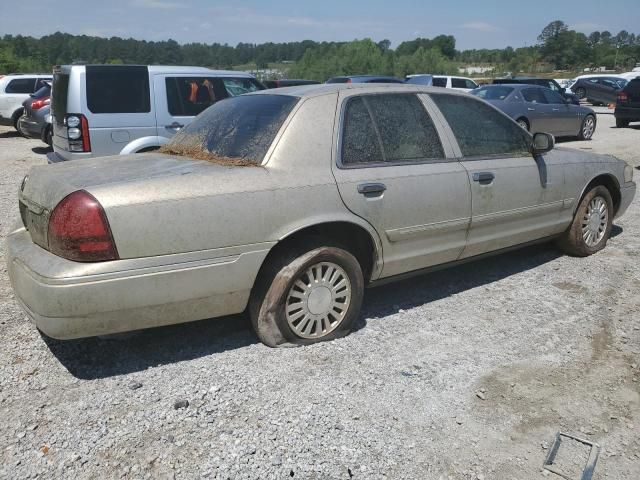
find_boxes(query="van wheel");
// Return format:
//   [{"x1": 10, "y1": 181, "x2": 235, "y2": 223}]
[
  {"x1": 44, "y1": 126, "x2": 53, "y2": 146},
  {"x1": 556, "y1": 185, "x2": 613, "y2": 257},
  {"x1": 249, "y1": 242, "x2": 364, "y2": 347}
]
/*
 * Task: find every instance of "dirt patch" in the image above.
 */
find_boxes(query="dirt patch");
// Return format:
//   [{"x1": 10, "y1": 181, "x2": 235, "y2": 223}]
[
  {"x1": 158, "y1": 143, "x2": 258, "y2": 166},
  {"x1": 552, "y1": 281, "x2": 589, "y2": 294}
]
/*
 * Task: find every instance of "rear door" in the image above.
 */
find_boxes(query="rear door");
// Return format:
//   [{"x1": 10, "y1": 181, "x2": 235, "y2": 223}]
[
  {"x1": 331, "y1": 91, "x2": 471, "y2": 278},
  {"x1": 521, "y1": 87, "x2": 553, "y2": 133},
  {"x1": 429, "y1": 93, "x2": 566, "y2": 258},
  {"x1": 542, "y1": 88, "x2": 581, "y2": 136}
]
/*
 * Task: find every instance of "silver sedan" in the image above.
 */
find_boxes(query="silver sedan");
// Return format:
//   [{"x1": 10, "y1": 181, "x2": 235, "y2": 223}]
[{"x1": 6, "y1": 84, "x2": 636, "y2": 347}]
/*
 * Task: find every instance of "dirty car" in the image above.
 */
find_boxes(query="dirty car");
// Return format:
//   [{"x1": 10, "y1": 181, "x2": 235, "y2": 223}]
[{"x1": 6, "y1": 84, "x2": 636, "y2": 347}]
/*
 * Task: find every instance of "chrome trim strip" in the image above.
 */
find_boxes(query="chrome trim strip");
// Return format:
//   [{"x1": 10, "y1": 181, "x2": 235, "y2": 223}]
[
  {"x1": 386, "y1": 217, "x2": 470, "y2": 242},
  {"x1": 472, "y1": 200, "x2": 565, "y2": 226}
]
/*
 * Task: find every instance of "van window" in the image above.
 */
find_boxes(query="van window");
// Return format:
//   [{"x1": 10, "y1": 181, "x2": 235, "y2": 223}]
[
  {"x1": 86, "y1": 65, "x2": 151, "y2": 114},
  {"x1": 52, "y1": 73, "x2": 70, "y2": 122},
  {"x1": 165, "y1": 77, "x2": 224, "y2": 117},
  {"x1": 5, "y1": 78, "x2": 35, "y2": 94},
  {"x1": 221, "y1": 77, "x2": 264, "y2": 96},
  {"x1": 432, "y1": 77, "x2": 447, "y2": 87}
]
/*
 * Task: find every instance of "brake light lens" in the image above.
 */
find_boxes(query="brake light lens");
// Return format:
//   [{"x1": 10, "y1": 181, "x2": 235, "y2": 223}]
[
  {"x1": 65, "y1": 114, "x2": 91, "y2": 152},
  {"x1": 48, "y1": 191, "x2": 118, "y2": 262},
  {"x1": 617, "y1": 92, "x2": 628, "y2": 103},
  {"x1": 31, "y1": 97, "x2": 50, "y2": 110}
]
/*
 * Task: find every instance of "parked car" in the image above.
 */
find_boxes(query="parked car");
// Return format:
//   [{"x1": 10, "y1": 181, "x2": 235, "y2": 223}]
[
  {"x1": 8, "y1": 84, "x2": 635, "y2": 346},
  {"x1": 431, "y1": 75, "x2": 479, "y2": 92},
  {"x1": 18, "y1": 82, "x2": 52, "y2": 145},
  {"x1": 614, "y1": 78, "x2": 640, "y2": 128},
  {"x1": 326, "y1": 75, "x2": 404, "y2": 84},
  {"x1": 47, "y1": 64, "x2": 265, "y2": 163},
  {"x1": 0, "y1": 74, "x2": 52, "y2": 132},
  {"x1": 471, "y1": 84, "x2": 597, "y2": 139},
  {"x1": 264, "y1": 79, "x2": 320, "y2": 88},
  {"x1": 493, "y1": 76, "x2": 580, "y2": 105},
  {"x1": 569, "y1": 76, "x2": 628, "y2": 105},
  {"x1": 405, "y1": 74, "x2": 433, "y2": 86}
]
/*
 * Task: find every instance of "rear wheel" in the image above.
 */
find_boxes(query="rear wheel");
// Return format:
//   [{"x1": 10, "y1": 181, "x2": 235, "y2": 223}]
[
  {"x1": 575, "y1": 87, "x2": 586, "y2": 99},
  {"x1": 578, "y1": 114, "x2": 596, "y2": 140},
  {"x1": 249, "y1": 242, "x2": 364, "y2": 347},
  {"x1": 615, "y1": 118, "x2": 629, "y2": 128},
  {"x1": 556, "y1": 185, "x2": 613, "y2": 257}
]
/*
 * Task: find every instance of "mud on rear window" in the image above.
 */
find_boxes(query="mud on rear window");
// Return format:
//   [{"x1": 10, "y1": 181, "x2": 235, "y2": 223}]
[{"x1": 164, "y1": 94, "x2": 298, "y2": 165}]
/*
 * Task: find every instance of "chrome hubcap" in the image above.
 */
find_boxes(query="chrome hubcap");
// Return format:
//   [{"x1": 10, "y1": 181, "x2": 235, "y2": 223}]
[
  {"x1": 583, "y1": 117, "x2": 595, "y2": 138},
  {"x1": 518, "y1": 120, "x2": 528, "y2": 130},
  {"x1": 285, "y1": 262, "x2": 351, "y2": 339},
  {"x1": 581, "y1": 196, "x2": 608, "y2": 247}
]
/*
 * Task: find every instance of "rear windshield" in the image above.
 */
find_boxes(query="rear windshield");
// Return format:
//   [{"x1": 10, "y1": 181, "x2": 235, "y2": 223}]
[
  {"x1": 472, "y1": 86, "x2": 514, "y2": 100},
  {"x1": 52, "y1": 73, "x2": 70, "y2": 122},
  {"x1": 163, "y1": 94, "x2": 298, "y2": 164},
  {"x1": 86, "y1": 65, "x2": 150, "y2": 114},
  {"x1": 625, "y1": 79, "x2": 640, "y2": 95}
]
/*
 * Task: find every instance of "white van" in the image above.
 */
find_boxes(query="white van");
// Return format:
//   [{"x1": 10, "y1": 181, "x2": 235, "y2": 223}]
[
  {"x1": 0, "y1": 74, "x2": 52, "y2": 131},
  {"x1": 48, "y1": 65, "x2": 264, "y2": 162}
]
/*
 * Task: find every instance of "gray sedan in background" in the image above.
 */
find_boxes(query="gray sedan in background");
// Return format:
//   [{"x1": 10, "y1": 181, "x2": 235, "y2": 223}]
[{"x1": 472, "y1": 84, "x2": 597, "y2": 140}]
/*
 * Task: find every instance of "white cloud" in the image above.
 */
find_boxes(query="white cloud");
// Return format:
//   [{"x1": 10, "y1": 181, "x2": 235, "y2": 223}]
[{"x1": 461, "y1": 21, "x2": 500, "y2": 33}]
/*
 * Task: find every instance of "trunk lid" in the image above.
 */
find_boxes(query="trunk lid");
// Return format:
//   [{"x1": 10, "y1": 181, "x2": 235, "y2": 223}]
[{"x1": 18, "y1": 154, "x2": 225, "y2": 250}]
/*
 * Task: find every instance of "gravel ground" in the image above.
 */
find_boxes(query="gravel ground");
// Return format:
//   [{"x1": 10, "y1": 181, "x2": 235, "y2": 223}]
[{"x1": 1, "y1": 114, "x2": 639, "y2": 480}]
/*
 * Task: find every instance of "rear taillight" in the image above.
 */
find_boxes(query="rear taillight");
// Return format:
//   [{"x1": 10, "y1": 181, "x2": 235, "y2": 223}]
[
  {"x1": 65, "y1": 114, "x2": 91, "y2": 152},
  {"x1": 31, "y1": 97, "x2": 50, "y2": 110},
  {"x1": 48, "y1": 190, "x2": 118, "y2": 262},
  {"x1": 617, "y1": 92, "x2": 628, "y2": 103}
]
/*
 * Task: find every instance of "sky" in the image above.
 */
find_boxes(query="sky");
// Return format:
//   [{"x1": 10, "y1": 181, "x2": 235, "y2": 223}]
[{"x1": 1, "y1": 0, "x2": 639, "y2": 50}]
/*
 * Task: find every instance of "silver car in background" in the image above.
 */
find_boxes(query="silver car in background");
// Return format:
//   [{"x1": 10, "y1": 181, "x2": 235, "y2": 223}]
[
  {"x1": 7, "y1": 84, "x2": 636, "y2": 347},
  {"x1": 472, "y1": 84, "x2": 597, "y2": 139},
  {"x1": 48, "y1": 64, "x2": 264, "y2": 163}
]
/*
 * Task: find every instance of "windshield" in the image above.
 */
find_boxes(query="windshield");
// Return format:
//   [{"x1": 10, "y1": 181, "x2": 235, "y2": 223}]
[
  {"x1": 472, "y1": 86, "x2": 514, "y2": 100},
  {"x1": 161, "y1": 94, "x2": 298, "y2": 165}
]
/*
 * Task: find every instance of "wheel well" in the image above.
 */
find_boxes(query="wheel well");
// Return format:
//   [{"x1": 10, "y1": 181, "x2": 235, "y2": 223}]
[
  {"x1": 137, "y1": 146, "x2": 160, "y2": 153},
  {"x1": 584, "y1": 174, "x2": 621, "y2": 214},
  {"x1": 258, "y1": 222, "x2": 378, "y2": 284}
]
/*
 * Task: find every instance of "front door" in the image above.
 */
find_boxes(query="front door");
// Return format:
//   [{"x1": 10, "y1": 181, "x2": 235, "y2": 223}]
[
  {"x1": 429, "y1": 93, "x2": 566, "y2": 259},
  {"x1": 331, "y1": 91, "x2": 472, "y2": 279}
]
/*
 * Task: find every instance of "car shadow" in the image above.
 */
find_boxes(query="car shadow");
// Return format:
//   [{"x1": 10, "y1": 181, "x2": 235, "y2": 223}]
[
  {"x1": 610, "y1": 124, "x2": 640, "y2": 130},
  {"x1": 32, "y1": 146, "x2": 52, "y2": 155},
  {"x1": 46, "y1": 238, "x2": 601, "y2": 380},
  {"x1": 0, "y1": 131, "x2": 21, "y2": 138}
]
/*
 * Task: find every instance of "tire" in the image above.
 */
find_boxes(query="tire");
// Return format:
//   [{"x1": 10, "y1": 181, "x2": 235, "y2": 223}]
[
  {"x1": 43, "y1": 125, "x2": 53, "y2": 146},
  {"x1": 575, "y1": 87, "x2": 586, "y2": 100},
  {"x1": 12, "y1": 109, "x2": 24, "y2": 133},
  {"x1": 556, "y1": 185, "x2": 613, "y2": 257},
  {"x1": 516, "y1": 118, "x2": 529, "y2": 131},
  {"x1": 616, "y1": 118, "x2": 629, "y2": 128},
  {"x1": 578, "y1": 114, "x2": 596, "y2": 140},
  {"x1": 249, "y1": 241, "x2": 364, "y2": 347}
]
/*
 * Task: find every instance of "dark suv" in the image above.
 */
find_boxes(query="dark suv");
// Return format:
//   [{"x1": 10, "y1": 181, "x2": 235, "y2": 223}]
[
  {"x1": 614, "y1": 78, "x2": 640, "y2": 128},
  {"x1": 493, "y1": 77, "x2": 580, "y2": 105}
]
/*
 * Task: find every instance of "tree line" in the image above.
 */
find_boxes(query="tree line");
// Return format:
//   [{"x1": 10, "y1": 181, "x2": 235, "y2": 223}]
[{"x1": 1, "y1": 21, "x2": 639, "y2": 80}]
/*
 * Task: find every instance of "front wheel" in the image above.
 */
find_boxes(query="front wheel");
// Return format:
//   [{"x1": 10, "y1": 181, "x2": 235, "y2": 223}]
[
  {"x1": 578, "y1": 115, "x2": 596, "y2": 140},
  {"x1": 249, "y1": 243, "x2": 364, "y2": 347},
  {"x1": 516, "y1": 118, "x2": 529, "y2": 131},
  {"x1": 556, "y1": 185, "x2": 613, "y2": 257},
  {"x1": 575, "y1": 87, "x2": 586, "y2": 99}
]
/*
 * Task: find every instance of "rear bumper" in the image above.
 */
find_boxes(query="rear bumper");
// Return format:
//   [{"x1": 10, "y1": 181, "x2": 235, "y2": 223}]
[
  {"x1": 614, "y1": 107, "x2": 640, "y2": 120},
  {"x1": 6, "y1": 228, "x2": 272, "y2": 339},
  {"x1": 616, "y1": 181, "x2": 636, "y2": 219},
  {"x1": 18, "y1": 116, "x2": 43, "y2": 139}
]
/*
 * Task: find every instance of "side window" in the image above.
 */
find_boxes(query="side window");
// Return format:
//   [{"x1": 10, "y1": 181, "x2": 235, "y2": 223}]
[
  {"x1": 341, "y1": 94, "x2": 444, "y2": 166},
  {"x1": 451, "y1": 78, "x2": 467, "y2": 89},
  {"x1": 165, "y1": 77, "x2": 223, "y2": 117},
  {"x1": 341, "y1": 97, "x2": 383, "y2": 165},
  {"x1": 522, "y1": 88, "x2": 548, "y2": 104},
  {"x1": 542, "y1": 89, "x2": 566, "y2": 104},
  {"x1": 5, "y1": 78, "x2": 35, "y2": 94},
  {"x1": 221, "y1": 78, "x2": 263, "y2": 96},
  {"x1": 431, "y1": 94, "x2": 530, "y2": 157},
  {"x1": 465, "y1": 79, "x2": 478, "y2": 89},
  {"x1": 365, "y1": 94, "x2": 444, "y2": 162},
  {"x1": 86, "y1": 66, "x2": 150, "y2": 114},
  {"x1": 432, "y1": 77, "x2": 447, "y2": 87}
]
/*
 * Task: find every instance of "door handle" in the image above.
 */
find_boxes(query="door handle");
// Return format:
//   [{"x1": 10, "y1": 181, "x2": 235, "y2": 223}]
[
  {"x1": 552, "y1": 108, "x2": 560, "y2": 111},
  {"x1": 357, "y1": 182, "x2": 386, "y2": 196},
  {"x1": 165, "y1": 122, "x2": 184, "y2": 130},
  {"x1": 527, "y1": 107, "x2": 535, "y2": 111},
  {"x1": 472, "y1": 172, "x2": 495, "y2": 185}
]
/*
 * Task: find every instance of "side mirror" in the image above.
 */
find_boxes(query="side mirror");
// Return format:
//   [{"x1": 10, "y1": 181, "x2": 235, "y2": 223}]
[{"x1": 532, "y1": 132, "x2": 554, "y2": 155}]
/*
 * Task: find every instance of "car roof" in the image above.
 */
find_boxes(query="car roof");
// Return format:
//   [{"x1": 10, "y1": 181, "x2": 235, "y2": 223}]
[
  {"x1": 0, "y1": 74, "x2": 52, "y2": 78},
  {"x1": 247, "y1": 82, "x2": 473, "y2": 99},
  {"x1": 54, "y1": 65, "x2": 254, "y2": 77}
]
